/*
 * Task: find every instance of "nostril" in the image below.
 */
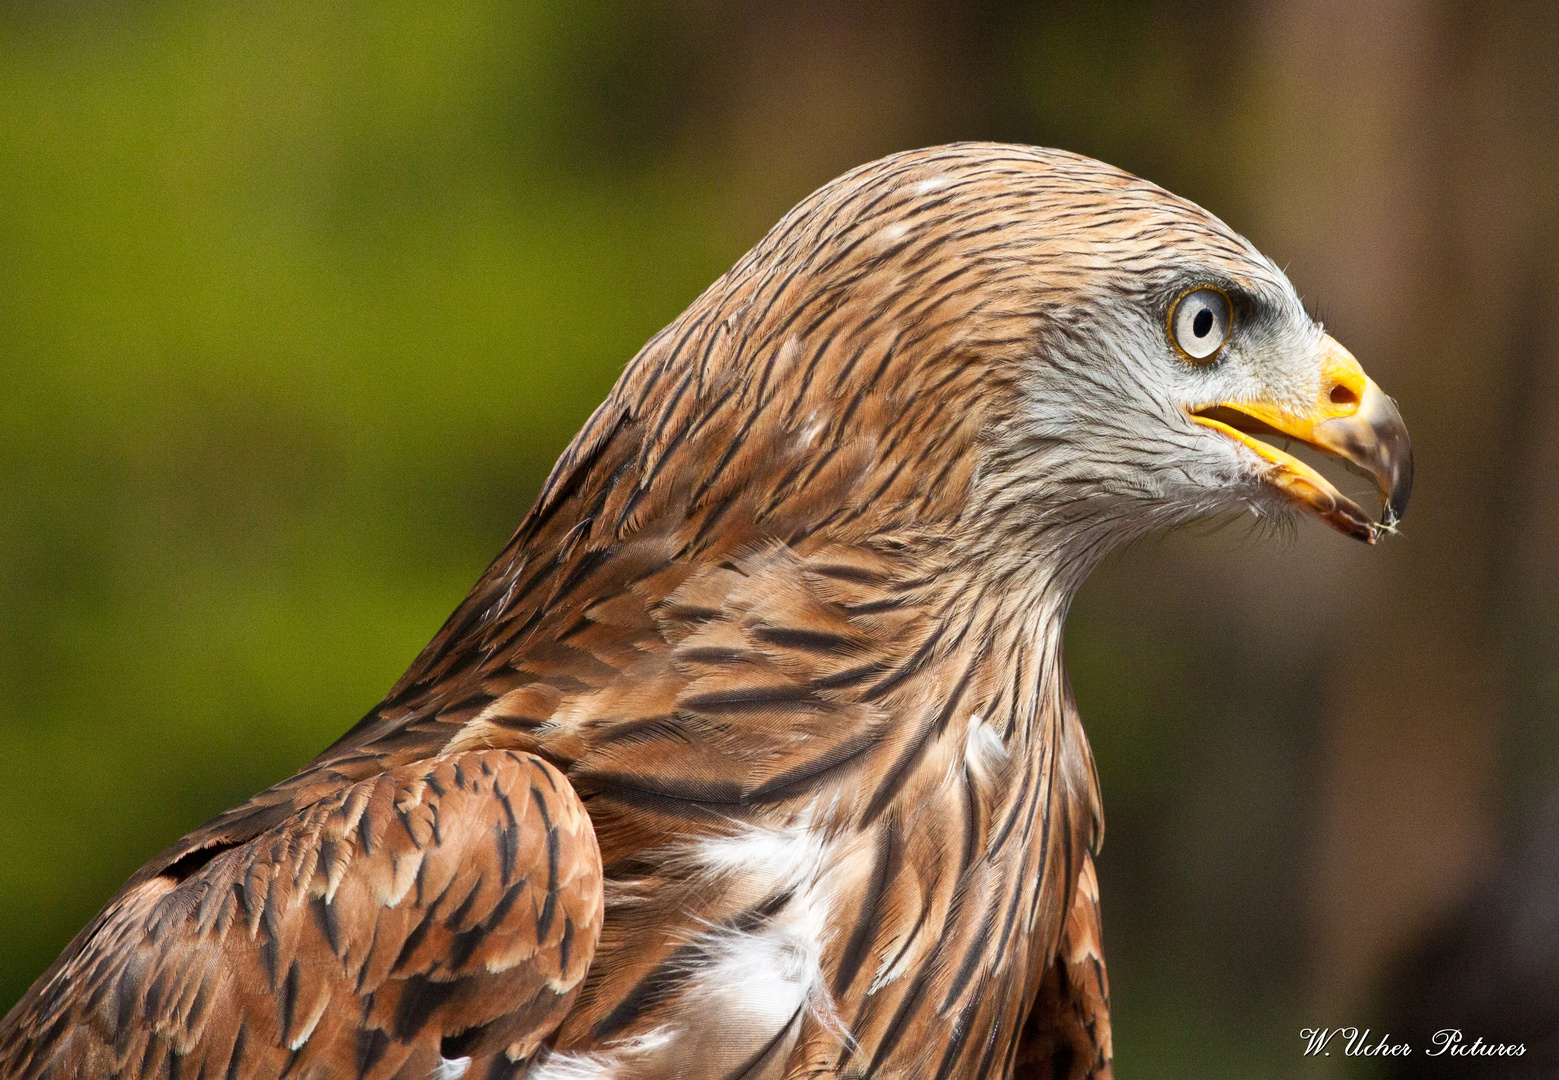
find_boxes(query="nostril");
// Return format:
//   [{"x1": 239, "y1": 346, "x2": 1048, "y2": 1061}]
[{"x1": 1330, "y1": 384, "x2": 1359, "y2": 406}]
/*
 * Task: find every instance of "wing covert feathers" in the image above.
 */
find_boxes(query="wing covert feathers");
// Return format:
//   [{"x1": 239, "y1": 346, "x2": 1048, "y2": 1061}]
[
  {"x1": 1014, "y1": 854, "x2": 1113, "y2": 1080},
  {"x1": 0, "y1": 751, "x2": 603, "y2": 1080}
]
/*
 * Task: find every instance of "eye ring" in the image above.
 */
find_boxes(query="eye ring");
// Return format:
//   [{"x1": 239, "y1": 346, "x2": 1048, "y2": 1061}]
[{"x1": 1168, "y1": 286, "x2": 1233, "y2": 362}]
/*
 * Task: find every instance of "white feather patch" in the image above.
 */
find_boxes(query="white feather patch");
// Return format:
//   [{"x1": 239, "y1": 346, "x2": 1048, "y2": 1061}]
[
  {"x1": 875, "y1": 220, "x2": 909, "y2": 248},
  {"x1": 678, "y1": 821, "x2": 854, "y2": 1057},
  {"x1": 964, "y1": 714, "x2": 1009, "y2": 781},
  {"x1": 526, "y1": 1030, "x2": 675, "y2": 1080},
  {"x1": 619, "y1": 816, "x2": 857, "y2": 1069},
  {"x1": 575, "y1": 816, "x2": 858, "y2": 1073},
  {"x1": 680, "y1": 819, "x2": 829, "y2": 892},
  {"x1": 683, "y1": 885, "x2": 841, "y2": 1032},
  {"x1": 429, "y1": 1056, "x2": 471, "y2": 1080}
]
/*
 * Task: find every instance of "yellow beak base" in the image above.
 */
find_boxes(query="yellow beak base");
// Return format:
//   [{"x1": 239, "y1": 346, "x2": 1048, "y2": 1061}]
[{"x1": 1190, "y1": 335, "x2": 1413, "y2": 543}]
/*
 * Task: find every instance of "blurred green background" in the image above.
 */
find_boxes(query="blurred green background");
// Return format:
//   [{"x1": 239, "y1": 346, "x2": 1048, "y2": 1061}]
[{"x1": 3, "y1": 2, "x2": 1557, "y2": 1076}]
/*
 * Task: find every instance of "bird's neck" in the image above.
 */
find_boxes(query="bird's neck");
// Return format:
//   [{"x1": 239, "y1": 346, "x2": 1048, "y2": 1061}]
[{"x1": 916, "y1": 554, "x2": 1083, "y2": 790}]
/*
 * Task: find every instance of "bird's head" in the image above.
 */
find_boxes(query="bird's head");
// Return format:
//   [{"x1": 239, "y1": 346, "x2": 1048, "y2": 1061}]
[
  {"x1": 980, "y1": 180, "x2": 1414, "y2": 558},
  {"x1": 575, "y1": 145, "x2": 1412, "y2": 595}
]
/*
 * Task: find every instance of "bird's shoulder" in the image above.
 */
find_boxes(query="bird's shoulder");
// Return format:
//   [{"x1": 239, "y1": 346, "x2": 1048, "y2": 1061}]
[
  {"x1": 0, "y1": 750, "x2": 602, "y2": 1080},
  {"x1": 178, "y1": 526, "x2": 943, "y2": 890}
]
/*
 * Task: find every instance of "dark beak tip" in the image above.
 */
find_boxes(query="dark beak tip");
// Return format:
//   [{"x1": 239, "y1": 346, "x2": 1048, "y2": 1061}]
[
  {"x1": 1359, "y1": 388, "x2": 1413, "y2": 535},
  {"x1": 1381, "y1": 436, "x2": 1414, "y2": 532}
]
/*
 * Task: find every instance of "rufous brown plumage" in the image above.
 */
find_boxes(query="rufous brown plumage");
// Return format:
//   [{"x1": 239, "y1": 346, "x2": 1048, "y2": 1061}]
[{"x1": 1, "y1": 143, "x2": 1411, "y2": 1080}]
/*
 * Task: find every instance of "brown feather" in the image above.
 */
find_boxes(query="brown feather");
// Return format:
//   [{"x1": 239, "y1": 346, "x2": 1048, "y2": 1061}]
[{"x1": 0, "y1": 752, "x2": 601, "y2": 1080}]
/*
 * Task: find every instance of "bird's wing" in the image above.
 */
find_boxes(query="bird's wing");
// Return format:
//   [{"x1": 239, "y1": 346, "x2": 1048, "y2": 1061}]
[
  {"x1": 1012, "y1": 851, "x2": 1113, "y2": 1080},
  {"x1": 0, "y1": 750, "x2": 602, "y2": 1080}
]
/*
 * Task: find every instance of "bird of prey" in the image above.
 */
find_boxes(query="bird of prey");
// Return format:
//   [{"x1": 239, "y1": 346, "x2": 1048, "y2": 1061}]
[{"x1": 0, "y1": 144, "x2": 1411, "y2": 1080}]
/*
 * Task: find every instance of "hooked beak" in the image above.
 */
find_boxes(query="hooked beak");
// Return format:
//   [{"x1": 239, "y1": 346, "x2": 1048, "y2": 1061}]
[{"x1": 1190, "y1": 335, "x2": 1413, "y2": 543}]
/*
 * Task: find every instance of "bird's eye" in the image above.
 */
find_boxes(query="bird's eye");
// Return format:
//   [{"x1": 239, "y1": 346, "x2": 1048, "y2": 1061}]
[{"x1": 1169, "y1": 287, "x2": 1232, "y2": 361}]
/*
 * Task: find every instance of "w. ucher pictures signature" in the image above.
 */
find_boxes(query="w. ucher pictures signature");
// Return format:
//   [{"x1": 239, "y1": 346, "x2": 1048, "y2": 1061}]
[{"x1": 1302, "y1": 1027, "x2": 1525, "y2": 1059}]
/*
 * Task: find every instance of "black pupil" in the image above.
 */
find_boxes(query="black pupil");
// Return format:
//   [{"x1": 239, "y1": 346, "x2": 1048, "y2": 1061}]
[{"x1": 1193, "y1": 307, "x2": 1214, "y2": 338}]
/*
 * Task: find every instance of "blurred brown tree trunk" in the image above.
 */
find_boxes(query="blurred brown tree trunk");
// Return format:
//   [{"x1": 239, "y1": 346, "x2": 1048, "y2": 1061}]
[{"x1": 1242, "y1": 0, "x2": 1559, "y2": 1017}]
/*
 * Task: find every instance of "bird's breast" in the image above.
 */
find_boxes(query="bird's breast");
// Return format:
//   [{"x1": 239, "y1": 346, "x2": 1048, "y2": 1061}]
[{"x1": 538, "y1": 709, "x2": 1077, "y2": 1079}]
